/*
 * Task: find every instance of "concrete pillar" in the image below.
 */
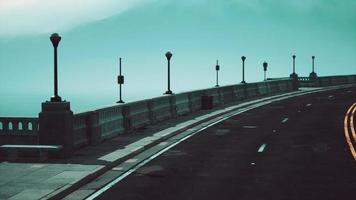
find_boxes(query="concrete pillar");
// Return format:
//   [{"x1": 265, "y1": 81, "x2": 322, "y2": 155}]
[
  {"x1": 39, "y1": 101, "x2": 73, "y2": 158},
  {"x1": 289, "y1": 73, "x2": 299, "y2": 90}
]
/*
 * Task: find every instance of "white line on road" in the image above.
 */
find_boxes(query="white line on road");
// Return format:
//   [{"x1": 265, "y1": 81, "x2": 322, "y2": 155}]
[
  {"x1": 242, "y1": 126, "x2": 257, "y2": 129},
  {"x1": 85, "y1": 104, "x2": 263, "y2": 200},
  {"x1": 282, "y1": 118, "x2": 289, "y2": 123},
  {"x1": 258, "y1": 144, "x2": 267, "y2": 153},
  {"x1": 306, "y1": 103, "x2": 312, "y2": 107},
  {"x1": 329, "y1": 95, "x2": 334, "y2": 98}
]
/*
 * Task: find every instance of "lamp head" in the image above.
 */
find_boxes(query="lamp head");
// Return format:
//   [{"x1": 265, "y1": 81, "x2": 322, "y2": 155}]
[
  {"x1": 165, "y1": 51, "x2": 172, "y2": 60},
  {"x1": 50, "y1": 33, "x2": 61, "y2": 48}
]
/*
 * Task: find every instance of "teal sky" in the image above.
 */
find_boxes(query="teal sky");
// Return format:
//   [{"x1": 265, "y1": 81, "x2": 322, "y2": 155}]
[{"x1": 0, "y1": 0, "x2": 355, "y2": 116}]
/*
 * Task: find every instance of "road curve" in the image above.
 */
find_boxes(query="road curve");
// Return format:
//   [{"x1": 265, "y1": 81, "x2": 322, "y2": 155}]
[{"x1": 94, "y1": 87, "x2": 356, "y2": 200}]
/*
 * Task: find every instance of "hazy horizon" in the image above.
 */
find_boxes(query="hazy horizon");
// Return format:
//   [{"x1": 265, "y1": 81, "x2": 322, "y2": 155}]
[{"x1": 1, "y1": 0, "x2": 355, "y2": 116}]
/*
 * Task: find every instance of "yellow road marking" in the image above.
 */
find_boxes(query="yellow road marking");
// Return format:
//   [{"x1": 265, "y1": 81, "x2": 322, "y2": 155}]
[
  {"x1": 344, "y1": 103, "x2": 356, "y2": 161},
  {"x1": 350, "y1": 105, "x2": 356, "y2": 143}
]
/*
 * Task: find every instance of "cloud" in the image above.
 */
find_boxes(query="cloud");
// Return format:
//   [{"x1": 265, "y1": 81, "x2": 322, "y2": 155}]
[{"x1": 0, "y1": 0, "x2": 153, "y2": 37}]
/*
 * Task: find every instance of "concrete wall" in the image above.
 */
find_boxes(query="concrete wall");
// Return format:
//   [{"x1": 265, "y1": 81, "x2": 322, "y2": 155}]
[
  {"x1": 4, "y1": 75, "x2": 355, "y2": 149},
  {"x1": 0, "y1": 117, "x2": 39, "y2": 145},
  {"x1": 299, "y1": 75, "x2": 356, "y2": 87}
]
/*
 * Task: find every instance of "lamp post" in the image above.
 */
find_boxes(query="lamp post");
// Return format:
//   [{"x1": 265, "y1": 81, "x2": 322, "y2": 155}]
[
  {"x1": 164, "y1": 51, "x2": 173, "y2": 95},
  {"x1": 50, "y1": 33, "x2": 62, "y2": 102},
  {"x1": 309, "y1": 56, "x2": 318, "y2": 80},
  {"x1": 117, "y1": 57, "x2": 125, "y2": 103},
  {"x1": 241, "y1": 56, "x2": 246, "y2": 84},
  {"x1": 263, "y1": 61, "x2": 268, "y2": 81},
  {"x1": 292, "y1": 54, "x2": 296, "y2": 75},
  {"x1": 215, "y1": 60, "x2": 220, "y2": 87}
]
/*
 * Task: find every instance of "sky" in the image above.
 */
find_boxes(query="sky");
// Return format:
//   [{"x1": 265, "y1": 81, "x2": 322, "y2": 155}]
[{"x1": 0, "y1": 0, "x2": 355, "y2": 116}]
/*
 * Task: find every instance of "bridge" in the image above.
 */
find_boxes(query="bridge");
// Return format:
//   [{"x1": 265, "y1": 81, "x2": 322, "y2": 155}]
[
  {"x1": 1, "y1": 33, "x2": 356, "y2": 200},
  {"x1": 0, "y1": 73, "x2": 355, "y2": 199}
]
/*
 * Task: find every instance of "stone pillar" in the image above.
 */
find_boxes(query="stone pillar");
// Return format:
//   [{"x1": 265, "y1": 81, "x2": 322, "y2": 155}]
[
  {"x1": 290, "y1": 73, "x2": 299, "y2": 90},
  {"x1": 39, "y1": 101, "x2": 73, "y2": 158}
]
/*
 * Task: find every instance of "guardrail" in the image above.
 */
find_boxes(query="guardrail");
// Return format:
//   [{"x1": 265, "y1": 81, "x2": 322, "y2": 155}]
[
  {"x1": 0, "y1": 117, "x2": 39, "y2": 135},
  {"x1": 0, "y1": 117, "x2": 39, "y2": 145},
  {"x1": 2, "y1": 75, "x2": 355, "y2": 149},
  {"x1": 299, "y1": 75, "x2": 356, "y2": 87}
]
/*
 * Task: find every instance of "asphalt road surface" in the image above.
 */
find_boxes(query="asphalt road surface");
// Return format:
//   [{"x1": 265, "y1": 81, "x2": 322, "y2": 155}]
[{"x1": 97, "y1": 87, "x2": 356, "y2": 200}]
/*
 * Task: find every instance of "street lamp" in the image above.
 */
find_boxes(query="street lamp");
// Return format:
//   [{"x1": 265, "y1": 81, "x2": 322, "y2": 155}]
[
  {"x1": 215, "y1": 60, "x2": 220, "y2": 87},
  {"x1": 117, "y1": 57, "x2": 125, "y2": 103},
  {"x1": 309, "y1": 56, "x2": 318, "y2": 80},
  {"x1": 263, "y1": 61, "x2": 268, "y2": 81},
  {"x1": 164, "y1": 51, "x2": 173, "y2": 95},
  {"x1": 292, "y1": 54, "x2": 296, "y2": 75},
  {"x1": 50, "y1": 33, "x2": 62, "y2": 102},
  {"x1": 241, "y1": 56, "x2": 246, "y2": 84}
]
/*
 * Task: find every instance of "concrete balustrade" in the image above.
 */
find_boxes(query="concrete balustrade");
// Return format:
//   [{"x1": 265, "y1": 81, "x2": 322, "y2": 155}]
[
  {"x1": 299, "y1": 75, "x2": 356, "y2": 87},
  {"x1": 0, "y1": 117, "x2": 38, "y2": 134},
  {"x1": 220, "y1": 85, "x2": 236, "y2": 103},
  {"x1": 72, "y1": 112, "x2": 90, "y2": 148},
  {"x1": 3, "y1": 76, "x2": 355, "y2": 157},
  {"x1": 257, "y1": 82, "x2": 269, "y2": 95},
  {"x1": 0, "y1": 117, "x2": 39, "y2": 146},
  {"x1": 245, "y1": 83, "x2": 259, "y2": 98},
  {"x1": 233, "y1": 85, "x2": 245, "y2": 101},
  {"x1": 189, "y1": 90, "x2": 205, "y2": 112},
  {"x1": 174, "y1": 93, "x2": 191, "y2": 116},
  {"x1": 96, "y1": 106, "x2": 125, "y2": 139},
  {"x1": 204, "y1": 87, "x2": 222, "y2": 106},
  {"x1": 149, "y1": 96, "x2": 174, "y2": 123},
  {"x1": 123, "y1": 100, "x2": 151, "y2": 130}
]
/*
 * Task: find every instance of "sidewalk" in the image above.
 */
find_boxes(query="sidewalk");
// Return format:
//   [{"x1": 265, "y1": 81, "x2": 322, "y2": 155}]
[{"x1": 0, "y1": 88, "x2": 333, "y2": 200}]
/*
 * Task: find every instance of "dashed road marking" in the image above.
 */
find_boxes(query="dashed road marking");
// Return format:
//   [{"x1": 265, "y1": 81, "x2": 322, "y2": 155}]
[
  {"x1": 243, "y1": 126, "x2": 257, "y2": 129},
  {"x1": 282, "y1": 118, "x2": 289, "y2": 123},
  {"x1": 329, "y1": 95, "x2": 334, "y2": 98},
  {"x1": 306, "y1": 103, "x2": 312, "y2": 107},
  {"x1": 258, "y1": 144, "x2": 267, "y2": 153}
]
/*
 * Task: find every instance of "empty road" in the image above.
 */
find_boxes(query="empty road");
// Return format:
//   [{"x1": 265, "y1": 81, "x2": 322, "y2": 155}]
[{"x1": 95, "y1": 87, "x2": 356, "y2": 200}]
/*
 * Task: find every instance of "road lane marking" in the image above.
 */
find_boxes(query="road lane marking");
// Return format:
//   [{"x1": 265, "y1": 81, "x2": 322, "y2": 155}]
[
  {"x1": 85, "y1": 104, "x2": 264, "y2": 200},
  {"x1": 351, "y1": 105, "x2": 356, "y2": 143},
  {"x1": 243, "y1": 126, "x2": 257, "y2": 129},
  {"x1": 306, "y1": 103, "x2": 312, "y2": 107},
  {"x1": 329, "y1": 95, "x2": 334, "y2": 98},
  {"x1": 281, "y1": 118, "x2": 289, "y2": 123},
  {"x1": 84, "y1": 88, "x2": 352, "y2": 199},
  {"x1": 343, "y1": 103, "x2": 356, "y2": 161},
  {"x1": 258, "y1": 144, "x2": 267, "y2": 153}
]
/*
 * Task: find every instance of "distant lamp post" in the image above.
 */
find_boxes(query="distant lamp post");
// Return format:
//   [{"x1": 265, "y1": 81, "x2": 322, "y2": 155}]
[
  {"x1": 117, "y1": 57, "x2": 125, "y2": 103},
  {"x1": 292, "y1": 54, "x2": 296, "y2": 75},
  {"x1": 263, "y1": 61, "x2": 268, "y2": 81},
  {"x1": 241, "y1": 56, "x2": 246, "y2": 84},
  {"x1": 290, "y1": 54, "x2": 299, "y2": 89},
  {"x1": 50, "y1": 33, "x2": 62, "y2": 102},
  {"x1": 164, "y1": 51, "x2": 173, "y2": 95},
  {"x1": 215, "y1": 60, "x2": 220, "y2": 87},
  {"x1": 309, "y1": 56, "x2": 318, "y2": 80}
]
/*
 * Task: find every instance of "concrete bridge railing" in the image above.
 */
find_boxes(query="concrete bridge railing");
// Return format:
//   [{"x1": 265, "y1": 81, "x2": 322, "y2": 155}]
[
  {"x1": 0, "y1": 79, "x2": 293, "y2": 148},
  {"x1": 0, "y1": 117, "x2": 39, "y2": 145},
  {"x1": 299, "y1": 75, "x2": 356, "y2": 87},
  {"x1": 1, "y1": 75, "x2": 355, "y2": 157}
]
